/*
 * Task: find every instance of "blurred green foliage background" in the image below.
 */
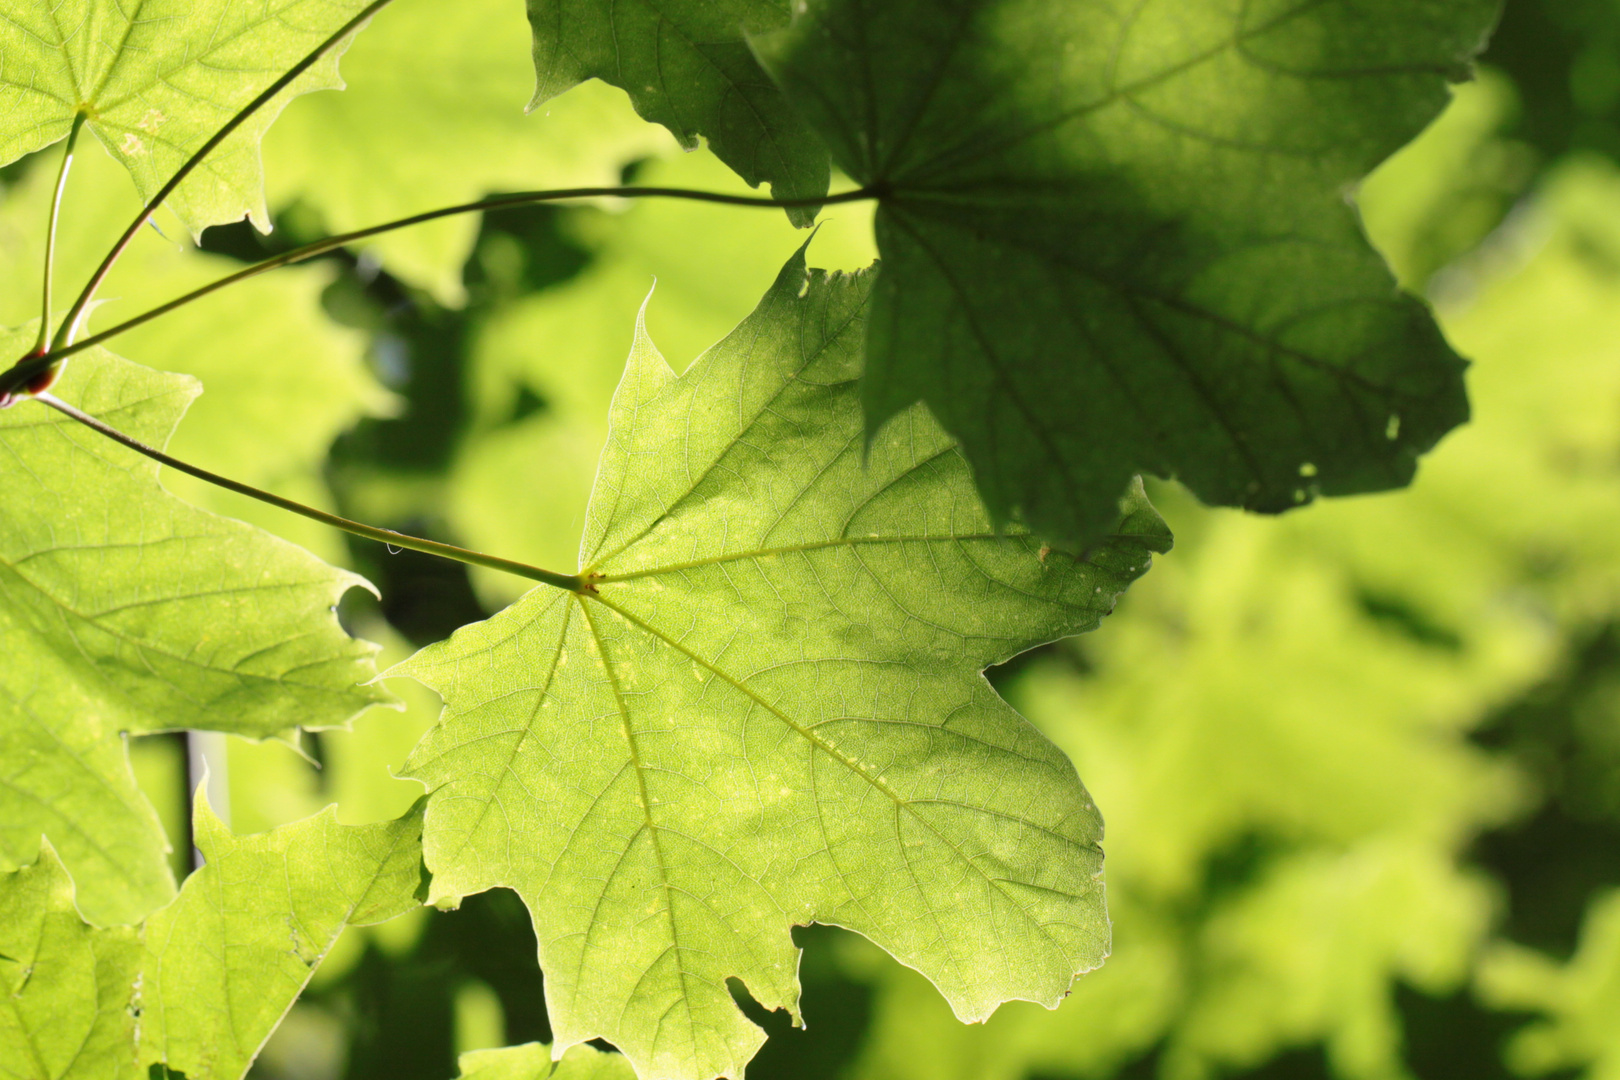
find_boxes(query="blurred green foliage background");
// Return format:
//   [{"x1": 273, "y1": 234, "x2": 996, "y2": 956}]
[{"x1": 5, "y1": 0, "x2": 1620, "y2": 1076}]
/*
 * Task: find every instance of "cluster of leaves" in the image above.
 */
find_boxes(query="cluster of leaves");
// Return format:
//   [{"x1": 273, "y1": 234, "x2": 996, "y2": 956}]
[{"x1": 12, "y1": 1, "x2": 1601, "y2": 1080}]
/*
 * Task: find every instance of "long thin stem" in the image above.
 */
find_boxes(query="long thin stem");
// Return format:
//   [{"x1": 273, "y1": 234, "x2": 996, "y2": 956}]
[
  {"x1": 50, "y1": 0, "x2": 398, "y2": 352},
  {"x1": 32, "y1": 393, "x2": 586, "y2": 594},
  {"x1": 0, "y1": 184, "x2": 879, "y2": 388},
  {"x1": 33, "y1": 113, "x2": 87, "y2": 356}
]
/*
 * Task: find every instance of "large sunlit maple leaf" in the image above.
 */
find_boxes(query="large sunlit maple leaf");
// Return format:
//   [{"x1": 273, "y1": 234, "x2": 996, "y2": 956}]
[{"x1": 396, "y1": 248, "x2": 1172, "y2": 1080}]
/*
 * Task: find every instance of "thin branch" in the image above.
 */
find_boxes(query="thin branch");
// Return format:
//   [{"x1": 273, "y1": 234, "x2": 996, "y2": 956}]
[
  {"x1": 50, "y1": 0, "x2": 398, "y2": 352},
  {"x1": 0, "y1": 183, "x2": 880, "y2": 394},
  {"x1": 32, "y1": 392, "x2": 586, "y2": 594},
  {"x1": 33, "y1": 113, "x2": 87, "y2": 358}
]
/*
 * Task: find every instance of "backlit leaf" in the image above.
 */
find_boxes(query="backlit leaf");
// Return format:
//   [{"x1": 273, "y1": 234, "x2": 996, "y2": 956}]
[
  {"x1": 0, "y1": 802, "x2": 424, "y2": 1080},
  {"x1": 454, "y1": 1042, "x2": 636, "y2": 1080},
  {"x1": 396, "y1": 247, "x2": 1170, "y2": 1080},
  {"x1": 138, "y1": 798, "x2": 425, "y2": 1079},
  {"x1": 0, "y1": 0, "x2": 376, "y2": 234},
  {"x1": 1479, "y1": 891, "x2": 1620, "y2": 1080},
  {"x1": 0, "y1": 842, "x2": 140, "y2": 1079},
  {"x1": 264, "y1": 0, "x2": 676, "y2": 302},
  {"x1": 0, "y1": 342, "x2": 388, "y2": 925},
  {"x1": 450, "y1": 150, "x2": 875, "y2": 605}
]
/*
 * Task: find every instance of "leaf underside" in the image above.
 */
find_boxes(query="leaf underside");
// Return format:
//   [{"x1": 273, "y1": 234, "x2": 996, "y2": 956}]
[
  {"x1": 0, "y1": 332, "x2": 388, "y2": 925},
  {"x1": 755, "y1": 0, "x2": 1499, "y2": 550},
  {"x1": 398, "y1": 248, "x2": 1171, "y2": 1080},
  {"x1": 525, "y1": 0, "x2": 829, "y2": 224}
]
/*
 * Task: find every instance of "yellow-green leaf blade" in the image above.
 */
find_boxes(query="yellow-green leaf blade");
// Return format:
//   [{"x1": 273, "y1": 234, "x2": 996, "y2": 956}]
[
  {"x1": 0, "y1": 341, "x2": 388, "y2": 924},
  {"x1": 0, "y1": 0, "x2": 375, "y2": 233},
  {"x1": 398, "y1": 249, "x2": 1170, "y2": 1080},
  {"x1": 0, "y1": 842, "x2": 141, "y2": 1080},
  {"x1": 0, "y1": 804, "x2": 424, "y2": 1080},
  {"x1": 454, "y1": 1042, "x2": 636, "y2": 1080},
  {"x1": 138, "y1": 799, "x2": 425, "y2": 1079}
]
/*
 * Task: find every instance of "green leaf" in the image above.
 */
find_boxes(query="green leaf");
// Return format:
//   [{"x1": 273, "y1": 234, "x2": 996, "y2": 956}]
[
  {"x1": 0, "y1": 842, "x2": 141, "y2": 1080},
  {"x1": 396, "y1": 248, "x2": 1170, "y2": 1080},
  {"x1": 754, "y1": 0, "x2": 1498, "y2": 550},
  {"x1": 0, "y1": 803, "x2": 424, "y2": 1080},
  {"x1": 454, "y1": 1042, "x2": 636, "y2": 1080},
  {"x1": 0, "y1": 0, "x2": 377, "y2": 235},
  {"x1": 0, "y1": 341, "x2": 388, "y2": 925},
  {"x1": 1166, "y1": 841, "x2": 1495, "y2": 1079},
  {"x1": 263, "y1": 0, "x2": 676, "y2": 302},
  {"x1": 138, "y1": 798, "x2": 424, "y2": 1079},
  {"x1": 525, "y1": 0, "x2": 829, "y2": 224}
]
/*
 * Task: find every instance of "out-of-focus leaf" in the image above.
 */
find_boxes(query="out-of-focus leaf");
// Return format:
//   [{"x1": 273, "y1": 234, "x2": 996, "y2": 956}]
[
  {"x1": 1330, "y1": 155, "x2": 1620, "y2": 632},
  {"x1": 1479, "y1": 891, "x2": 1620, "y2": 1080},
  {"x1": 0, "y1": 137, "x2": 389, "y2": 563},
  {"x1": 846, "y1": 110, "x2": 1620, "y2": 1080},
  {"x1": 0, "y1": 0, "x2": 374, "y2": 234},
  {"x1": 1165, "y1": 841, "x2": 1496, "y2": 1080},
  {"x1": 846, "y1": 899, "x2": 1182, "y2": 1080},
  {"x1": 755, "y1": 0, "x2": 1497, "y2": 551},
  {"x1": 525, "y1": 0, "x2": 828, "y2": 225},
  {"x1": 0, "y1": 345, "x2": 387, "y2": 925},
  {"x1": 264, "y1": 0, "x2": 677, "y2": 302},
  {"x1": 397, "y1": 249, "x2": 1170, "y2": 1080},
  {"x1": 1357, "y1": 69, "x2": 1534, "y2": 292}
]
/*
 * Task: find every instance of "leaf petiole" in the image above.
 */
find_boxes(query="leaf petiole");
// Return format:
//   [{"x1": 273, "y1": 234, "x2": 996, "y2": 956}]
[
  {"x1": 0, "y1": 184, "x2": 879, "y2": 398},
  {"x1": 31, "y1": 112, "x2": 87, "y2": 361},
  {"x1": 31, "y1": 392, "x2": 586, "y2": 594}
]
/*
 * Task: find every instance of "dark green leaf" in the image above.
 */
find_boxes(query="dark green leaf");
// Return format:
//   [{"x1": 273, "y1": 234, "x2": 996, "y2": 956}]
[
  {"x1": 526, "y1": 0, "x2": 829, "y2": 223},
  {"x1": 755, "y1": 0, "x2": 1499, "y2": 548}
]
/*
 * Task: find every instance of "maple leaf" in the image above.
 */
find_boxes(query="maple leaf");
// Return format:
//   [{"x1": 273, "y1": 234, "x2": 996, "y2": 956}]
[
  {"x1": 525, "y1": 0, "x2": 829, "y2": 224},
  {"x1": 754, "y1": 0, "x2": 1500, "y2": 550},
  {"x1": 396, "y1": 248, "x2": 1171, "y2": 1080},
  {"x1": 0, "y1": 0, "x2": 377, "y2": 234}
]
